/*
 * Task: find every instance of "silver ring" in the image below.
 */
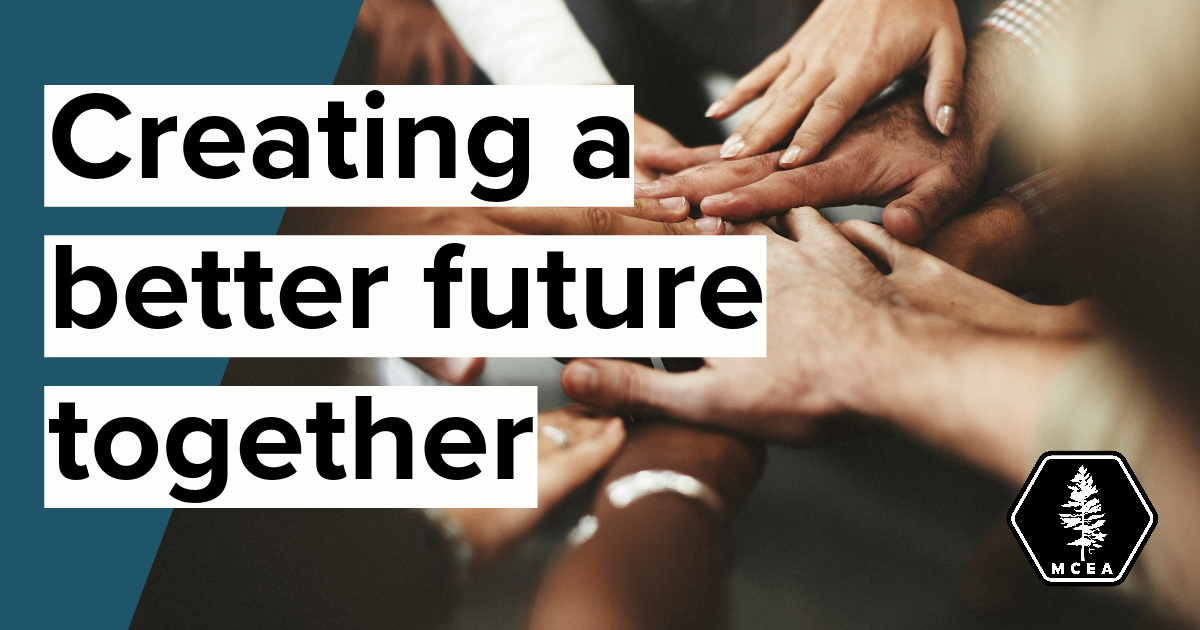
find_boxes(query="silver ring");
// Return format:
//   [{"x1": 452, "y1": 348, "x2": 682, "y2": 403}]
[{"x1": 541, "y1": 425, "x2": 570, "y2": 449}]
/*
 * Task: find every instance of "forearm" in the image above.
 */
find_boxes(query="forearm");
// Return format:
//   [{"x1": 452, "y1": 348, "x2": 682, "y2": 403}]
[
  {"x1": 528, "y1": 424, "x2": 762, "y2": 630},
  {"x1": 922, "y1": 194, "x2": 1039, "y2": 286},
  {"x1": 528, "y1": 498, "x2": 726, "y2": 630},
  {"x1": 844, "y1": 311, "x2": 1079, "y2": 483}
]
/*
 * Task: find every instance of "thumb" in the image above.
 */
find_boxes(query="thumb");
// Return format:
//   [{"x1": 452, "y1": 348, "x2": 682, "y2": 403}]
[
  {"x1": 537, "y1": 419, "x2": 625, "y2": 505},
  {"x1": 923, "y1": 30, "x2": 966, "y2": 137},
  {"x1": 837, "y1": 220, "x2": 905, "y2": 271},
  {"x1": 882, "y1": 179, "x2": 958, "y2": 245}
]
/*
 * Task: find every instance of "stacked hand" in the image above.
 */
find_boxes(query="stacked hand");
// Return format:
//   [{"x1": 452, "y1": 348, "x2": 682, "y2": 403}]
[
  {"x1": 447, "y1": 405, "x2": 626, "y2": 572},
  {"x1": 561, "y1": 207, "x2": 912, "y2": 441},
  {"x1": 706, "y1": 0, "x2": 965, "y2": 166},
  {"x1": 637, "y1": 84, "x2": 989, "y2": 244}
]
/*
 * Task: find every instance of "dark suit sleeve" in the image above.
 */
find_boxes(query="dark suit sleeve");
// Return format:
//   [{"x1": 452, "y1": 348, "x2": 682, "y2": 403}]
[{"x1": 129, "y1": 508, "x2": 460, "y2": 630}]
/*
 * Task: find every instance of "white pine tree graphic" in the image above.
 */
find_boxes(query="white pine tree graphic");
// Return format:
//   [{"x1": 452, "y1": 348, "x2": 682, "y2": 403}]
[{"x1": 1059, "y1": 466, "x2": 1107, "y2": 561}]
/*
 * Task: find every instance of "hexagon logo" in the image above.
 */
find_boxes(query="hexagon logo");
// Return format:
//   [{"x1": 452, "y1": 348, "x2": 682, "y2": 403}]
[{"x1": 1009, "y1": 452, "x2": 1155, "y2": 585}]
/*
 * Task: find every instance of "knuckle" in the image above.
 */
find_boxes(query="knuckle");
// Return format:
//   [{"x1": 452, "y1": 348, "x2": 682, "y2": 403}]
[
  {"x1": 776, "y1": 90, "x2": 804, "y2": 110},
  {"x1": 582, "y1": 206, "x2": 614, "y2": 235},
  {"x1": 934, "y1": 78, "x2": 963, "y2": 96},
  {"x1": 814, "y1": 92, "x2": 849, "y2": 119}
]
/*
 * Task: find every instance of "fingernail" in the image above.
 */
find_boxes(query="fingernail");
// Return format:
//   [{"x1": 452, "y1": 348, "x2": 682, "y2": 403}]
[
  {"x1": 900, "y1": 206, "x2": 924, "y2": 233},
  {"x1": 935, "y1": 105, "x2": 955, "y2": 137},
  {"x1": 695, "y1": 216, "x2": 723, "y2": 233},
  {"x1": 704, "y1": 192, "x2": 734, "y2": 206},
  {"x1": 605, "y1": 418, "x2": 625, "y2": 437},
  {"x1": 444, "y1": 357, "x2": 475, "y2": 381},
  {"x1": 566, "y1": 362, "x2": 598, "y2": 395},
  {"x1": 660, "y1": 196, "x2": 686, "y2": 210},
  {"x1": 780, "y1": 145, "x2": 802, "y2": 165},
  {"x1": 634, "y1": 181, "x2": 660, "y2": 198},
  {"x1": 705, "y1": 100, "x2": 724, "y2": 118},
  {"x1": 719, "y1": 134, "x2": 744, "y2": 159}
]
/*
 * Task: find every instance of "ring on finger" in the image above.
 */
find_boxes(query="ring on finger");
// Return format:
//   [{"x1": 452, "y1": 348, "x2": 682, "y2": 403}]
[{"x1": 541, "y1": 425, "x2": 570, "y2": 449}]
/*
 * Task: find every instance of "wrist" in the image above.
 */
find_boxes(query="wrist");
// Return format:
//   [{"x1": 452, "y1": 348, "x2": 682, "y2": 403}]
[
  {"x1": 597, "y1": 424, "x2": 764, "y2": 514},
  {"x1": 959, "y1": 28, "x2": 1037, "y2": 152}
]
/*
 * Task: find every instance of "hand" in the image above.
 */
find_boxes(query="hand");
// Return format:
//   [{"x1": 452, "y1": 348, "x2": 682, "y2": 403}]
[
  {"x1": 637, "y1": 30, "x2": 1033, "y2": 244},
  {"x1": 560, "y1": 207, "x2": 1078, "y2": 480},
  {"x1": 356, "y1": 0, "x2": 473, "y2": 85},
  {"x1": 838, "y1": 219, "x2": 1098, "y2": 337},
  {"x1": 638, "y1": 82, "x2": 988, "y2": 244},
  {"x1": 278, "y1": 198, "x2": 723, "y2": 236},
  {"x1": 447, "y1": 405, "x2": 626, "y2": 572},
  {"x1": 707, "y1": 0, "x2": 965, "y2": 166},
  {"x1": 633, "y1": 114, "x2": 685, "y2": 183},
  {"x1": 561, "y1": 207, "x2": 907, "y2": 441},
  {"x1": 919, "y1": 194, "x2": 1040, "y2": 286}
]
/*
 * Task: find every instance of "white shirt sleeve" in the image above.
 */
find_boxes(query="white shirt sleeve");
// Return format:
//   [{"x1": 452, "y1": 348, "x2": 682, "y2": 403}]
[{"x1": 432, "y1": 0, "x2": 614, "y2": 85}]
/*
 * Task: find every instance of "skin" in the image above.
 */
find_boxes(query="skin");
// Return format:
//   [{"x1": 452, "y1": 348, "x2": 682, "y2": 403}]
[
  {"x1": 920, "y1": 193, "x2": 1042, "y2": 287},
  {"x1": 709, "y1": 0, "x2": 966, "y2": 165},
  {"x1": 447, "y1": 405, "x2": 627, "y2": 573},
  {"x1": 277, "y1": 200, "x2": 719, "y2": 237},
  {"x1": 278, "y1": 201, "x2": 715, "y2": 382},
  {"x1": 355, "y1": 0, "x2": 474, "y2": 85},
  {"x1": 528, "y1": 423, "x2": 764, "y2": 630},
  {"x1": 635, "y1": 29, "x2": 1038, "y2": 245},
  {"x1": 559, "y1": 207, "x2": 1078, "y2": 483},
  {"x1": 633, "y1": 114, "x2": 685, "y2": 183},
  {"x1": 838, "y1": 218, "x2": 1098, "y2": 337}
]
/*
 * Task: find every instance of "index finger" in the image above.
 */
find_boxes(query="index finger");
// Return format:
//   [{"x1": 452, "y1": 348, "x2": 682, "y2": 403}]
[
  {"x1": 699, "y1": 160, "x2": 863, "y2": 221},
  {"x1": 634, "y1": 151, "x2": 783, "y2": 205},
  {"x1": 488, "y1": 207, "x2": 725, "y2": 236}
]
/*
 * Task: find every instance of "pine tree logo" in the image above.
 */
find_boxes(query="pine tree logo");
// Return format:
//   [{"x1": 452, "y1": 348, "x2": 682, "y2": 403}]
[{"x1": 1059, "y1": 466, "x2": 1106, "y2": 561}]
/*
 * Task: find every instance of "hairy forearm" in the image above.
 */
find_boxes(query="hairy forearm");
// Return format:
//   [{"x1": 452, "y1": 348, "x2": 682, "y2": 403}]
[{"x1": 843, "y1": 311, "x2": 1079, "y2": 483}]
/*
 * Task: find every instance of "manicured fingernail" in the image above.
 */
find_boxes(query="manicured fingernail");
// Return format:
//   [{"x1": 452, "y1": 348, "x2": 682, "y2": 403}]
[
  {"x1": 719, "y1": 134, "x2": 744, "y2": 159},
  {"x1": 695, "y1": 216, "x2": 723, "y2": 233},
  {"x1": 780, "y1": 145, "x2": 802, "y2": 165},
  {"x1": 705, "y1": 100, "x2": 724, "y2": 118},
  {"x1": 660, "y1": 196, "x2": 686, "y2": 210},
  {"x1": 566, "y1": 362, "x2": 597, "y2": 394},
  {"x1": 634, "y1": 181, "x2": 659, "y2": 197},
  {"x1": 935, "y1": 105, "x2": 955, "y2": 136}
]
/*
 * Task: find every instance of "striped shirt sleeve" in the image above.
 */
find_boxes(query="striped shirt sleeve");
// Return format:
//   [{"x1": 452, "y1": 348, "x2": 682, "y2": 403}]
[{"x1": 981, "y1": 0, "x2": 1080, "y2": 61}]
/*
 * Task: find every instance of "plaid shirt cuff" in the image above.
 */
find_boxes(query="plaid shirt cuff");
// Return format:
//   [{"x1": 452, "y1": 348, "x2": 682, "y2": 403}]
[
  {"x1": 1006, "y1": 165, "x2": 1071, "y2": 250},
  {"x1": 982, "y1": 0, "x2": 1079, "y2": 61}
]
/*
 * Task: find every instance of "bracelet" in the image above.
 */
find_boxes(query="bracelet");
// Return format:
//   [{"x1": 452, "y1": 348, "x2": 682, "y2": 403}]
[{"x1": 605, "y1": 469, "x2": 726, "y2": 516}]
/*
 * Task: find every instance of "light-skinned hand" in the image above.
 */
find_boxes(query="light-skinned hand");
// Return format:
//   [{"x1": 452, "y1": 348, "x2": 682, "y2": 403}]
[{"x1": 707, "y1": 0, "x2": 965, "y2": 166}]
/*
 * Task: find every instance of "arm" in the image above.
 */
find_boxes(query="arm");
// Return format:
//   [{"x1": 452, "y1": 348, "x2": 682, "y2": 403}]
[
  {"x1": 528, "y1": 424, "x2": 764, "y2": 630},
  {"x1": 430, "y1": 0, "x2": 611, "y2": 85}
]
